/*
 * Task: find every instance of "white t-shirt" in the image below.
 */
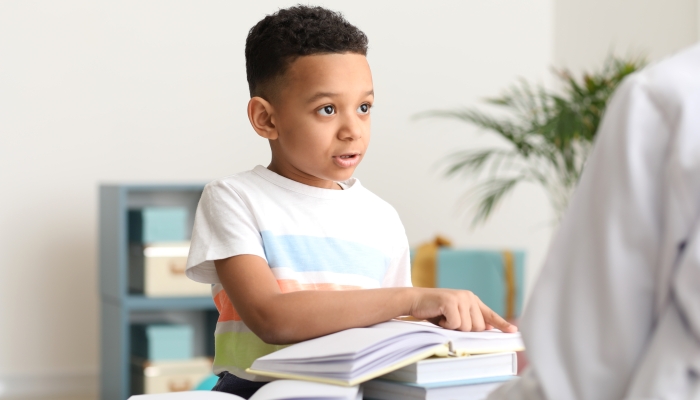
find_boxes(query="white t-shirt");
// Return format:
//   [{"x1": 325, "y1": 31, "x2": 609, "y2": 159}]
[{"x1": 186, "y1": 165, "x2": 412, "y2": 379}]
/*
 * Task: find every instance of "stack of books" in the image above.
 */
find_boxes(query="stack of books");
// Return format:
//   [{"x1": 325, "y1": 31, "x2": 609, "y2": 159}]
[
  {"x1": 246, "y1": 319, "x2": 522, "y2": 400},
  {"x1": 362, "y1": 352, "x2": 516, "y2": 399}
]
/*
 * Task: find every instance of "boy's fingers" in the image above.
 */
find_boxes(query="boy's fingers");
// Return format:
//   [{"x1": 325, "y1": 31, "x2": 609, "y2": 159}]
[
  {"x1": 458, "y1": 303, "x2": 472, "y2": 332},
  {"x1": 479, "y1": 300, "x2": 518, "y2": 332},
  {"x1": 469, "y1": 303, "x2": 486, "y2": 331},
  {"x1": 439, "y1": 303, "x2": 461, "y2": 330}
]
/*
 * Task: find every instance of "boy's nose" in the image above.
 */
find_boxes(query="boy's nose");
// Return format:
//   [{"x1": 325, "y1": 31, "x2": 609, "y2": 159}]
[{"x1": 337, "y1": 114, "x2": 363, "y2": 140}]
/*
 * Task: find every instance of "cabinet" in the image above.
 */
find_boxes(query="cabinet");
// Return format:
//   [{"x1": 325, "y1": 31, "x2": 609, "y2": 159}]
[{"x1": 99, "y1": 184, "x2": 217, "y2": 400}]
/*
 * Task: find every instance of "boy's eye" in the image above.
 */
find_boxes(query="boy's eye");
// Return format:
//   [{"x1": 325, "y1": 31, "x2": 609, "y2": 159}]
[
  {"x1": 317, "y1": 105, "x2": 335, "y2": 116},
  {"x1": 357, "y1": 103, "x2": 371, "y2": 115}
]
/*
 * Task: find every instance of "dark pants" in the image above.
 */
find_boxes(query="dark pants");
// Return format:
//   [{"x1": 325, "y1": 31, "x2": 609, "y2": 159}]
[{"x1": 211, "y1": 372, "x2": 268, "y2": 399}]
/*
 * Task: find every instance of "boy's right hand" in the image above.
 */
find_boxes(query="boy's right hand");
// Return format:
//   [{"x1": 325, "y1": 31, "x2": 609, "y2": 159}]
[{"x1": 408, "y1": 288, "x2": 518, "y2": 333}]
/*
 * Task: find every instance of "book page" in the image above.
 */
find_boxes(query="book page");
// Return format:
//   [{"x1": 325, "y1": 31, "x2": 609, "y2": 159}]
[
  {"x1": 254, "y1": 327, "x2": 443, "y2": 362},
  {"x1": 250, "y1": 380, "x2": 360, "y2": 400},
  {"x1": 128, "y1": 392, "x2": 243, "y2": 400},
  {"x1": 372, "y1": 320, "x2": 524, "y2": 352}
]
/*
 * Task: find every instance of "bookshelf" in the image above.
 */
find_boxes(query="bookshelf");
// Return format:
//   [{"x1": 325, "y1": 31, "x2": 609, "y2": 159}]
[{"x1": 99, "y1": 184, "x2": 216, "y2": 400}]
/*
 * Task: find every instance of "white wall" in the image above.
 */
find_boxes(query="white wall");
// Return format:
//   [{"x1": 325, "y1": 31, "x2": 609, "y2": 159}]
[
  {"x1": 0, "y1": 1, "x2": 555, "y2": 396},
  {"x1": 554, "y1": 0, "x2": 698, "y2": 72}
]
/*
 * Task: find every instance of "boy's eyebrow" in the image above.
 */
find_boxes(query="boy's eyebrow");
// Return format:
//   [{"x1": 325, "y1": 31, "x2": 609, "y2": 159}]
[{"x1": 306, "y1": 90, "x2": 374, "y2": 104}]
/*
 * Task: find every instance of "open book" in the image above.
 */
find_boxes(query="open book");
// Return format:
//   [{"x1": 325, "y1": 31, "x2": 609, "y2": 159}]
[
  {"x1": 128, "y1": 379, "x2": 361, "y2": 400},
  {"x1": 246, "y1": 320, "x2": 523, "y2": 386}
]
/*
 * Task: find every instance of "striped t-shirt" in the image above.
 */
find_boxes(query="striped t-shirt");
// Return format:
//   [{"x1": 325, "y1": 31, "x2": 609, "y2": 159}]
[{"x1": 185, "y1": 166, "x2": 412, "y2": 380}]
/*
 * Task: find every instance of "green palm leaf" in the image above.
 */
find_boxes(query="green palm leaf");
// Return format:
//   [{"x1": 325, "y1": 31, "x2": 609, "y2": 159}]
[{"x1": 417, "y1": 56, "x2": 645, "y2": 226}]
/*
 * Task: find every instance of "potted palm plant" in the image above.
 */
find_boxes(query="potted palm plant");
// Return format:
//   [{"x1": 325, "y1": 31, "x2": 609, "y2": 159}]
[{"x1": 419, "y1": 57, "x2": 645, "y2": 226}]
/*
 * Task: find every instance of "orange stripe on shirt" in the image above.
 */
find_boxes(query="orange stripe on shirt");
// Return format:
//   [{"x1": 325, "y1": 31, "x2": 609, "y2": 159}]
[
  {"x1": 214, "y1": 279, "x2": 363, "y2": 322},
  {"x1": 276, "y1": 279, "x2": 362, "y2": 292},
  {"x1": 214, "y1": 289, "x2": 243, "y2": 322}
]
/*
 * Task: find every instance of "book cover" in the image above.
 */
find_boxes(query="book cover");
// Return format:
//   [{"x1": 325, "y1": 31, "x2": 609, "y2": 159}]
[
  {"x1": 381, "y1": 351, "x2": 517, "y2": 384},
  {"x1": 363, "y1": 376, "x2": 515, "y2": 400}
]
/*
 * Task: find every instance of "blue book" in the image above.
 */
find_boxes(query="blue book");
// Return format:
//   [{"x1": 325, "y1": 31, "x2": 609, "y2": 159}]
[{"x1": 363, "y1": 376, "x2": 515, "y2": 400}]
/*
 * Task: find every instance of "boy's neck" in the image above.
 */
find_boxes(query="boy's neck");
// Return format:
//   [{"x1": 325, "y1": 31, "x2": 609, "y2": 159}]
[{"x1": 267, "y1": 161, "x2": 342, "y2": 190}]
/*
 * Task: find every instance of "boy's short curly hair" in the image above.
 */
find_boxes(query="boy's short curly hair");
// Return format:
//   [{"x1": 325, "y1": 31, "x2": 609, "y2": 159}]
[{"x1": 245, "y1": 5, "x2": 368, "y2": 99}]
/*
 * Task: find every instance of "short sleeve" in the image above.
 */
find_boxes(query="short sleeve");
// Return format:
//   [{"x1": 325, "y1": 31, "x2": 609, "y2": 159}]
[
  {"x1": 185, "y1": 180, "x2": 267, "y2": 284},
  {"x1": 381, "y1": 233, "x2": 413, "y2": 288}
]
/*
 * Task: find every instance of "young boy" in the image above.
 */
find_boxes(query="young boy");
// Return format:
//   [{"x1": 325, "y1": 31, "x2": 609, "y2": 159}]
[{"x1": 185, "y1": 5, "x2": 515, "y2": 398}]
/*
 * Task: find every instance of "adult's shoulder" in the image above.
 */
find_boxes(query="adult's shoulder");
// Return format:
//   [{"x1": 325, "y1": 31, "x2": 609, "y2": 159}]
[
  {"x1": 644, "y1": 44, "x2": 700, "y2": 88},
  {"x1": 629, "y1": 44, "x2": 700, "y2": 114}
]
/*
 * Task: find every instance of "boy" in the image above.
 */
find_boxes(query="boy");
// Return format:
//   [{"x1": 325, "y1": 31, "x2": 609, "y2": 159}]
[{"x1": 185, "y1": 5, "x2": 515, "y2": 398}]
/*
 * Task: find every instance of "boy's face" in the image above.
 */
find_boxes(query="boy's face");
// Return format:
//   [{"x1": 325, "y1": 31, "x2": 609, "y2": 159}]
[{"x1": 252, "y1": 53, "x2": 374, "y2": 189}]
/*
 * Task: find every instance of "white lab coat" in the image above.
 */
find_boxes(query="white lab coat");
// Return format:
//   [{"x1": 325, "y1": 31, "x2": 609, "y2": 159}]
[{"x1": 488, "y1": 44, "x2": 700, "y2": 400}]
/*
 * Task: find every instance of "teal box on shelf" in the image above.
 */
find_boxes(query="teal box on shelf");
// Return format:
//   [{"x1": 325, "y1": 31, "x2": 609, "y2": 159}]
[
  {"x1": 128, "y1": 207, "x2": 188, "y2": 242},
  {"x1": 131, "y1": 324, "x2": 194, "y2": 361},
  {"x1": 436, "y1": 249, "x2": 525, "y2": 319}
]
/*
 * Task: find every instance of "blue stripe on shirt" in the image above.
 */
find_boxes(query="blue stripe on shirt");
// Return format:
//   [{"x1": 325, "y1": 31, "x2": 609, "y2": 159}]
[{"x1": 260, "y1": 230, "x2": 390, "y2": 283}]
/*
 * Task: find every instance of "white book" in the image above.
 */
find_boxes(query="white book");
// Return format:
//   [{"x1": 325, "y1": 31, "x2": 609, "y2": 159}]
[
  {"x1": 128, "y1": 379, "x2": 362, "y2": 400},
  {"x1": 381, "y1": 352, "x2": 517, "y2": 384},
  {"x1": 362, "y1": 376, "x2": 515, "y2": 400},
  {"x1": 246, "y1": 320, "x2": 523, "y2": 386}
]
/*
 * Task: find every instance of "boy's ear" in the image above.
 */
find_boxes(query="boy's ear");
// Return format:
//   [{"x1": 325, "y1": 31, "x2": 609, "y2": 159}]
[{"x1": 247, "y1": 97, "x2": 278, "y2": 140}]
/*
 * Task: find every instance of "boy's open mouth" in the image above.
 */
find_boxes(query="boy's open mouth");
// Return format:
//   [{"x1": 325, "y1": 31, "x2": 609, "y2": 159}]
[{"x1": 333, "y1": 153, "x2": 361, "y2": 168}]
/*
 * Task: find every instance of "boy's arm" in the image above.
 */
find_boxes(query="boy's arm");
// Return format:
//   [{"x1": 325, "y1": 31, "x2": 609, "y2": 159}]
[{"x1": 215, "y1": 255, "x2": 516, "y2": 345}]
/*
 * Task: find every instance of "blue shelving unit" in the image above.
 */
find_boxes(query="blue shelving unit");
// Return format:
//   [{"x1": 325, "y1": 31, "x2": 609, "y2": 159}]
[{"x1": 99, "y1": 184, "x2": 216, "y2": 400}]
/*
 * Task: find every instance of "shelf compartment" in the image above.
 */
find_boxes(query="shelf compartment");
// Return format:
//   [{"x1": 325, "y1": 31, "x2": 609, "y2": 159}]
[
  {"x1": 100, "y1": 184, "x2": 212, "y2": 400},
  {"x1": 124, "y1": 295, "x2": 216, "y2": 311}
]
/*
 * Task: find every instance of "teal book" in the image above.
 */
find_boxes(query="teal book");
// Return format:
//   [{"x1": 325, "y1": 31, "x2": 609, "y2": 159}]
[
  {"x1": 409, "y1": 248, "x2": 525, "y2": 319},
  {"x1": 437, "y1": 249, "x2": 525, "y2": 319}
]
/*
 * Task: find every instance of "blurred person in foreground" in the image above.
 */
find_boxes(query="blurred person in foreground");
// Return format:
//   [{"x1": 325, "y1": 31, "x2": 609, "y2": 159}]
[{"x1": 489, "y1": 44, "x2": 700, "y2": 399}]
